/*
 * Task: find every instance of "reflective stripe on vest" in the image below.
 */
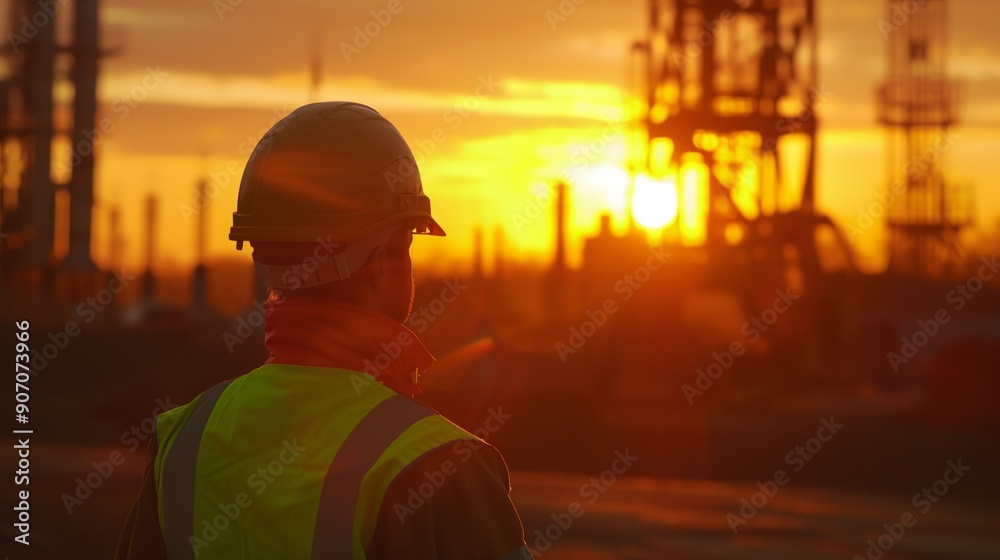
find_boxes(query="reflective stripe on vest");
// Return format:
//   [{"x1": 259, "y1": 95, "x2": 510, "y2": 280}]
[
  {"x1": 153, "y1": 364, "x2": 477, "y2": 559},
  {"x1": 310, "y1": 394, "x2": 433, "y2": 558},
  {"x1": 161, "y1": 379, "x2": 234, "y2": 560}
]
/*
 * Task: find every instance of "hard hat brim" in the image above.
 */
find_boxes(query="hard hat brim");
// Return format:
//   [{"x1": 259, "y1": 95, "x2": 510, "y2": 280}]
[
  {"x1": 418, "y1": 215, "x2": 446, "y2": 237},
  {"x1": 230, "y1": 193, "x2": 445, "y2": 246}
]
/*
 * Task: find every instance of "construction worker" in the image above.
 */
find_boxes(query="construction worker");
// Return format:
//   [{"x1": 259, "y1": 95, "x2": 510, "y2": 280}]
[{"x1": 116, "y1": 102, "x2": 532, "y2": 559}]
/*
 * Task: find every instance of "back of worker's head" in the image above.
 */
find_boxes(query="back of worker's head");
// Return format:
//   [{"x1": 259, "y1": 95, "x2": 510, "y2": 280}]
[
  {"x1": 228, "y1": 102, "x2": 445, "y2": 321},
  {"x1": 251, "y1": 228, "x2": 414, "y2": 321}
]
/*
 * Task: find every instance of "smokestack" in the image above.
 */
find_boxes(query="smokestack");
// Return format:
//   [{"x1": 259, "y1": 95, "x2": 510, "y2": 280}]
[
  {"x1": 549, "y1": 181, "x2": 570, "y2": 317},
  {"x1": 473, "y1": 227, "x2": 483, "y2": 280},
  {"x1": 108, "y1": 205, "x2": 120, "y2": 269},
  {"x1": 20, "y1": 0, "x2": 58, "y2": 270},
  {"x1": 192, "y1": 180, "x2": 207, "y2": 308},
  {"x1": 66, "y1": 0, "x2": 99, "y2": 270},
  {"x1": 143, "y1": 194, "x2": 157, "y2": 301},
  {"x1": 493, "y1": 225, "x2": 504, "y2": 281},
  {"x1": 309, "y1": 26, "x2": 322, "y2": 102},
  {"x1": 554, "y1": 180, "x2": 567, "y2": 274}
]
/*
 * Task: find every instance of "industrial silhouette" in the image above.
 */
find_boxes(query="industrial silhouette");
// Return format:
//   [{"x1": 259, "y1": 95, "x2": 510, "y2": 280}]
[
  {"x1": 0, "y1": 0, "x2": 996, "y2": 558},
  {"x1": 878, "y1": 0, "x2": 971, "y2": 277}
]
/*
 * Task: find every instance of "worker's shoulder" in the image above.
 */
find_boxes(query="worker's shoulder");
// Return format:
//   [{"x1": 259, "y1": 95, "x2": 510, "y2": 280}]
[
  {"x1": 154, "y1": 375, "x2": 243, "y2": 431},
  {"x1": 380, "y1": 394, "x2": 479, "y2": 442},
  {"x1": 402, "y1": 399, "x2": 485, "y2": 443},
  {"x1": 362, "y1": 393, "x2": 495, "y2": 456},
  {"x1": 391, "y1": 413, "x2": 513, "y2": 492},
  {"x1": 396, "y1": 404, "x2": 511, "y2": 476}
]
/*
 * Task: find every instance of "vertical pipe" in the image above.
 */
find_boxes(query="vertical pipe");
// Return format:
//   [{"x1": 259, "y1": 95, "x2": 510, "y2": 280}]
[
  {"x1": 196, "y1": 180, "x2": 206, "y2": 265},
  {"x1": 22, "y1": 0, "x2": 58, "y2": 270},
  {"x1": 67, "y1": 0, "x2": 99, "y2": 270},
  {"x1": 192, "y1": 180, "x2": 208, "y2": 308},
  {"x1": 143, "y1": 194, "x2": 156, "y2": 301},
  {"x1": 801, "y1": 0, "x2": 817, "y2": 211},
  {"x1": 493, "y1": 225, "x2": 504, "y2": 281},
  {"x1": 554, "y1": 181, "x2": 567, "y2": 274},
  {"x1": 472, "y1": 227, "x2": 483, "y2": 280},
  {"x1": 108, "y1": 205, "x2": 119, "y2": 270}
]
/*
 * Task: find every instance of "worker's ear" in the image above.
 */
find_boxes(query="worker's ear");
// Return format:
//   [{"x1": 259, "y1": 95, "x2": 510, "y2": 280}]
[{"x1": 365, "y1": 230, "x2": 411, "y2": 286}]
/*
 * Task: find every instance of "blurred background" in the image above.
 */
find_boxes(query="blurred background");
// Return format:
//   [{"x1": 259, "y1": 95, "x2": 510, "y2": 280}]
[{"x1": 1, "y1": 0, "x2": 998, "y2": 558}]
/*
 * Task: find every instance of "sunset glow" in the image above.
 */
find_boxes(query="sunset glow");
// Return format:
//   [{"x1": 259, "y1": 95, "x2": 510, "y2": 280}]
[
  {"x1": 632, "y1": 172, "x2": 678, "y2": 231},
  {"x1": 18, "y1": 0, "x2": 991, "y2": 277}
]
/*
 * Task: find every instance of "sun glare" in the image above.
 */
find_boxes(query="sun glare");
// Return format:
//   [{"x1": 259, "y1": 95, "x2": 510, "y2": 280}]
[{"x1": 632, "y1": 173, "x2": 678, "y2": 230}]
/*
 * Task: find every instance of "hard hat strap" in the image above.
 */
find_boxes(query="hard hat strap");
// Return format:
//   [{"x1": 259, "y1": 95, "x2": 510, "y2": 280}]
[{"x1": 253, "y1": 228, "x2": 397, "y2": 291}]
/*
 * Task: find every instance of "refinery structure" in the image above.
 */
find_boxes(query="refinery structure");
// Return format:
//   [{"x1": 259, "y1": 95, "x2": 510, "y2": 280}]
[
  {"x1": 877, "y1": 0, "x2": 969, "y2": 277},
  {"x1": 0, "y1": 0, "x2": 992, "y2": 418},
  {"x1": 1, "y1": 2, "x2": 997, "y2": 557},
  {"x1": 0, "y1": 0, "x2": 975, "y2": 299},
  {"x1": 1, "y1": 0, "x2": 100, "y2": 279}
]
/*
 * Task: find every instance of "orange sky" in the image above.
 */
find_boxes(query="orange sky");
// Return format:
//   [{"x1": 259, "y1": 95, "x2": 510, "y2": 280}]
[{"x1": 13, "y1": 0, "x2": 998, "y2": 276}]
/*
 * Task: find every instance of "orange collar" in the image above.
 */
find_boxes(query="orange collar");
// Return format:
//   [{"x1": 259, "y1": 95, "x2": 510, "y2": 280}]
[{"x1": 263, "y1": 298, "x2": 434, "y2": 397}]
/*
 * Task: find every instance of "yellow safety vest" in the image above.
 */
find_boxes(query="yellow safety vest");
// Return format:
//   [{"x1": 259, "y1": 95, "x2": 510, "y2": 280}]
[{"x1": 152, "y1": 363, "x2": 478, "y2": 559}]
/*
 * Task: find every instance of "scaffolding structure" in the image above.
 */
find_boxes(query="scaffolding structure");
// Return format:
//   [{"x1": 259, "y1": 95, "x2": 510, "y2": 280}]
[
  {"x1": 634, "y1": 0, "x2": 820, "y2": 249},
  {"x1": 878, "y1": 0, "x2": 968, "y2": 278},
  {"x1": 0, "y1": 0, "x2": 101, "y2": 281}
]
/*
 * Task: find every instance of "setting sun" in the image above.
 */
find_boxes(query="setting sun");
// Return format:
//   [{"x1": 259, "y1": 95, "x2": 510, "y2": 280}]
[{"x1": 632, "y1": 172, "x2": 678, "y2": 230}]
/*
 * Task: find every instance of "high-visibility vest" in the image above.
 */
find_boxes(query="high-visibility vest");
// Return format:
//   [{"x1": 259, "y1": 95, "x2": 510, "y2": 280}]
[{"x1": 152, "y1": 363, "x2": 479, "y2": 559}]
